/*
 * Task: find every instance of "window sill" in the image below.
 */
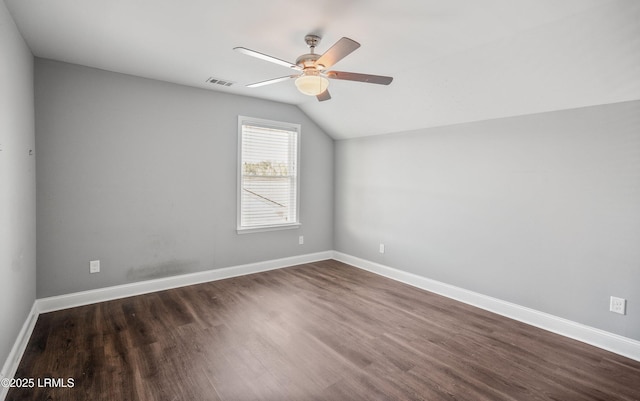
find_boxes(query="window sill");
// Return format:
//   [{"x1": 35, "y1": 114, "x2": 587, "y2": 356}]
[{"x1": 236, "y1": 223, "x2": 301, "y2": 235}]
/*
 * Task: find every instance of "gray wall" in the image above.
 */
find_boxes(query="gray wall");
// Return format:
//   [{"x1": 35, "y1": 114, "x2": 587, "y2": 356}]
[
  {"x1": 35, "y1": 59, "x2": 334, "y2": 298},
  {"x1": 335, "y1": 100, "x2": 640, "y2": 340},
  {"x1": 0, "y1": 1, "x2": 36, "y2": 370}
]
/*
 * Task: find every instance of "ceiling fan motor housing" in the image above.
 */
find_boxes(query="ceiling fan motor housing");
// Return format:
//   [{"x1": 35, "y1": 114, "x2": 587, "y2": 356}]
[{"x1": 296, "y1": 53, "x2": 322, "y2": 70}]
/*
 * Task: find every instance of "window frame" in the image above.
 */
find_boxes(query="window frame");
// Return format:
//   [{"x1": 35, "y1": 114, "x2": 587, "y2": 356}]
[{"x1": 236, "y1": 116, "x2": 301, "y2": 234}]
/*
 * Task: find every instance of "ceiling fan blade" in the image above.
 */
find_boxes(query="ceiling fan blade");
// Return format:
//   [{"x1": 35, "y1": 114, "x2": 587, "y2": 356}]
[
  {"x1": 316, "y1": 90, "x2": 331, "y2": 102},
  {"x1": 327, "y1": 71, "x2": 393, "y2": 85},
  {"x1": 234, "y1": 47, "x2": 301, "y2": 70},
  {"x1": 315, "y1": 37, "x2": 360, "y2": 70},
  {"x1": 246, "y1": 75, "x2": 297, "y2": 88}
]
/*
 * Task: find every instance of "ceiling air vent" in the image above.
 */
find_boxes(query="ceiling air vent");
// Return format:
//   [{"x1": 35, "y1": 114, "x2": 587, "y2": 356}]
[{"x1": 206, "y1": 77, "x2": 235, "y2": 87}]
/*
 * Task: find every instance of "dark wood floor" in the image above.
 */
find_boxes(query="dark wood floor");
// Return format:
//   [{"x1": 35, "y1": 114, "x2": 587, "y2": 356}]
[{"x1": 7, "y1": 260, "x2": 640, "y2": 400}]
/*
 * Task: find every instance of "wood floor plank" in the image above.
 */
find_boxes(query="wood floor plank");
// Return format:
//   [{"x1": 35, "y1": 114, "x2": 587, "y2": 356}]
[{"x1": 7, "y1": 260, "x2": 640, "y2": 400}]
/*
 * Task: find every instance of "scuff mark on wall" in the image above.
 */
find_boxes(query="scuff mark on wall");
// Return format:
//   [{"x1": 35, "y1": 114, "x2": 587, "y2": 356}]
[{"x1": 126, "y1": 259, "x2": 198, "y2": 282}]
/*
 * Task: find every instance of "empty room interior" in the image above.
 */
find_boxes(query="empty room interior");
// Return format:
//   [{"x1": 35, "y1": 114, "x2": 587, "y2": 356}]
[{"x1": 1, "y1": 0, "x2": 640, "y2": 400}]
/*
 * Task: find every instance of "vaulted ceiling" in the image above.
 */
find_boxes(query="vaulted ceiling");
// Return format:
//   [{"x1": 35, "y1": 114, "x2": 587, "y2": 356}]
[{"x1": 5, "y1": 0, "x2": 640, "y2": 139}]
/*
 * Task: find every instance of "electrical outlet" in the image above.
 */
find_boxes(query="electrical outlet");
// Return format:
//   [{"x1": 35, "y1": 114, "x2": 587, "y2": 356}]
[
  {"x1": 610, "y1": 296, "x2": 626, "y2": 315},
  {"x1": 89, "y1": 260, "x2": 100, "y2": 274},
  {"x1": 379, "y1": 243, "x2": 385, "y2": 254},
  {"x1": 298, "y1": 235, "x2": 304, "y2": 245}
]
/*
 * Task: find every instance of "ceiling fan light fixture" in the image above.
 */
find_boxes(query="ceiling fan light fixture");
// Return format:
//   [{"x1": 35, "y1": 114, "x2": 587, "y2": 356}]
[
  {"x1": 295, "y1": 73, "x2": 329, "y2": 96},
  {"x1": 236, "y1": 35, "x2": 392, "y2": 101}
]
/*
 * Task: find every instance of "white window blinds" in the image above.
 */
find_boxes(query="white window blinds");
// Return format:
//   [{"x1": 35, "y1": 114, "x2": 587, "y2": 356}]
[{"x1": 237, "y1": 117, "x2": 300, "y2": 232}]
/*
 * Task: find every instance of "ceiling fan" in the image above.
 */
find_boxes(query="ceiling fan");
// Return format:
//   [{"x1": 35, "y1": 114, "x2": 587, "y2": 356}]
[{"x1": 234, "y1": 35, "x2": 393, "y2": 102}]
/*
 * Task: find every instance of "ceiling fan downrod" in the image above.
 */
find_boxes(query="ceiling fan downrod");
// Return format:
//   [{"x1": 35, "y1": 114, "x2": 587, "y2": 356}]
[{"x1": 296, "y1": 35, "x2": 323, "y2": 69}]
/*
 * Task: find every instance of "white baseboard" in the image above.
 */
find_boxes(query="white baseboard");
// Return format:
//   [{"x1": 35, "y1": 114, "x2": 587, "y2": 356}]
[
  {"x1": 0, "y1": 302, "x2": 39, "y2": 401},
  {"x1": 37, "y1": 251, "x2": 334, "y2": 313},
  {"x1": 333, "y1": 251, "x2": 640, "y2": 362}
]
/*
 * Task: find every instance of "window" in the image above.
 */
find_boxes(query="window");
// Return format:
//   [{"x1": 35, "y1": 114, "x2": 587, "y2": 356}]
[{"x1": 237, "y1": 116, "x2": 300, "y2": 233}]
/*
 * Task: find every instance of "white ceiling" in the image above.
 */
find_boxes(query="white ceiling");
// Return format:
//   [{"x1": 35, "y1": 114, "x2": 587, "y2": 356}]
[{"x1": 5, "y1": 0, "x2": 640, "y2": 139}]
